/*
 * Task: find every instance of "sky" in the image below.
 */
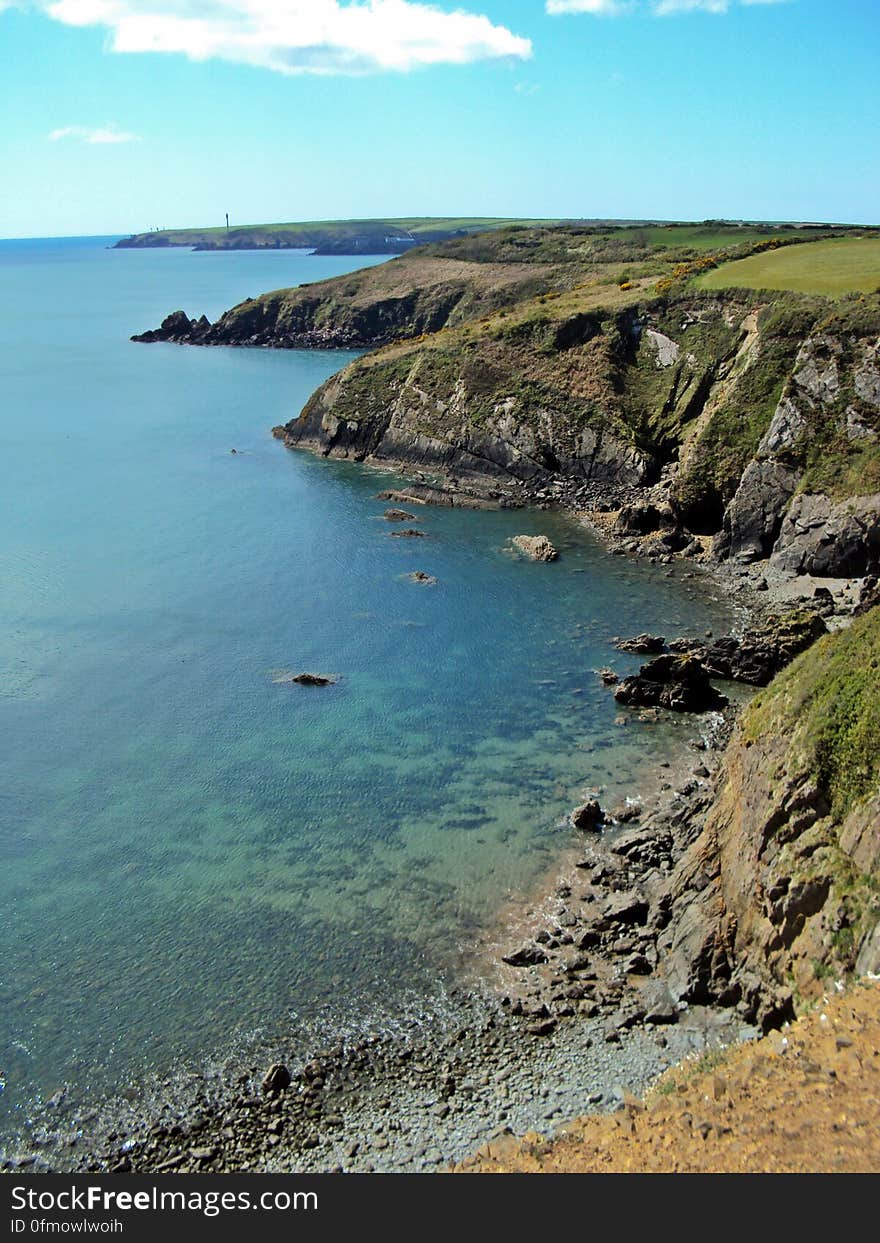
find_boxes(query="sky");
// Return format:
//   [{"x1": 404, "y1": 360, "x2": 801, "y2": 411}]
[{"x1": 0, "y1": 0, "x2": 877, "y2": 238}]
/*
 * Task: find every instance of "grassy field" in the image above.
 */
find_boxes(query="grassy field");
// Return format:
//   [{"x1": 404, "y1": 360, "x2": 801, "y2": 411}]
[
  {"x1": 695, "y1": 236, "x2": 880, "y2": 295},
  {"x1": 623, "y1": 223, "x2": 814, "y2": 251}
]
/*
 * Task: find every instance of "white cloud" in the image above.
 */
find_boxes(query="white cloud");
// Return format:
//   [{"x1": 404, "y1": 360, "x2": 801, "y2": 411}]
[
  {"x1": 653, "y1": 0, "x2": 728, "y2": 13},
  {"x1": 546, "y1": 1, "x2": 629, "y2": 14},
  {"x1": 34, "y1": 1, "x2": 531, "y2": 75},
  {"x1": 49, "y1": 124, "x2": 140, "y2": 143},
  {"x1": 548, "y1": 0, "x2": 791, "y2": 13}
]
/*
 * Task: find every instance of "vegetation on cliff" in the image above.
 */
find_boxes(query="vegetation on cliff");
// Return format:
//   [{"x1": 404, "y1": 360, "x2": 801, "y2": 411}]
[
  {"x1": 134, "y1": 220, "x2": 880, "y2": 573},
  {"x1": 115, "y1": 216, "x2": 562, "y2": 254},
  {"x1": 658, "y1": 609, "x2": 880, "y2": 1027},
  {"x1": 748, "y1": 605, "x2": 880, "y2": 831}
]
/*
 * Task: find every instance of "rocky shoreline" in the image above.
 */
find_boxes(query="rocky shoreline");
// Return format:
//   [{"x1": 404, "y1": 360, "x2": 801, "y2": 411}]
[
  {"x1": 90, "y1": 224, "x2": 879, "y2": 1174},
  {"x1": 8, "y1": 428, "x2": 876, "y2": 1175},
  {"x1": 4, "y1": 472, "x2": 841, "y2": 1177}
]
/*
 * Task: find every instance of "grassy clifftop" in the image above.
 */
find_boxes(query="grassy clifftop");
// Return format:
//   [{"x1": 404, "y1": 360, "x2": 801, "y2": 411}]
[
  {"x1": 115, "y1": 216, "x2": 562, "y2": 253},
  {"x1": 135, "y1": 220, "x2": 880, "y2": 552}
]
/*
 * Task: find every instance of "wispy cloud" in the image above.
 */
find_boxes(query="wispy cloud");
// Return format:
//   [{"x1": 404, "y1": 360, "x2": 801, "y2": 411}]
[
  {"x1": 546, "y1": 1, "x2": 630, "y2": 14},
  {"x1": 548, "y1": 0, "x2": 791, "y2": 14},
  {"x1": 49, "y1": 124, "x2": 140, "y2": 144},
  {"x1": 32, "y1": 1, "x2": 531, "y2": 75}
]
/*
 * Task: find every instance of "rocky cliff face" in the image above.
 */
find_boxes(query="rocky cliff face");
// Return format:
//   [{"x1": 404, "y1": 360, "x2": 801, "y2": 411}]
[
  {"x1": 275, "y1": 288, "x2": 880, "y2": 575},
  {"x1": 713, "y1": 317, "x2": 880, "y2": 575},
  {"x1": 275, "y1": 324, "x2": 652, "y2": 492},
  {"x1": 133, "y1": 224, "x2": 880, "y2": 578},
  {"x1": 656, "y1": 608, "x2": 880, "y2": 1029},
  {"x1": 131, "y1": 235, "x2": 584, "y2": 350}
]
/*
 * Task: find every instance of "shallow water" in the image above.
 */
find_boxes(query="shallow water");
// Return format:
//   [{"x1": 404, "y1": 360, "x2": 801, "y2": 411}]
[{"x1": 0, "y1": 237, "x2": 731, "y2": 1134}]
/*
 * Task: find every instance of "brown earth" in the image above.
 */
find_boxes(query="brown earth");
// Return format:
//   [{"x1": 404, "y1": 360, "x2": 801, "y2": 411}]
[{"x1": 456, "y1": 979, "x2": 880, "y2": 1173}]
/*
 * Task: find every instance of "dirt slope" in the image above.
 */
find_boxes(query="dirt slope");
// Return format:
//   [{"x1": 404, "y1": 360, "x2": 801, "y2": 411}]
[{"x1": 456, "y1": 980, "x2": 880, "y2": 1173}]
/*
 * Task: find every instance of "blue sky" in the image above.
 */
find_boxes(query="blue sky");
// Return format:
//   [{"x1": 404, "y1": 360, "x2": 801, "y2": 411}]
[{"x1": 1, "y1": 1, "x2": 877, "y2": 238}]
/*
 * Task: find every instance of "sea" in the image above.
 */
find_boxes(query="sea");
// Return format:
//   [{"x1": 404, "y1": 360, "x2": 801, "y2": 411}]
[{"x1": 0, "y1": 235, "x2": 732, "y2": 1138}]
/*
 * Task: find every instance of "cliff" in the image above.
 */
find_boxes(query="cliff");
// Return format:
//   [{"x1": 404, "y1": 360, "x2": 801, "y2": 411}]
[
  {"x1": 115, "y1": 216, "x2": 561, "y2": 255},
  {"x1": 657, "y1": 606, "x2": 880, "y2": 1026},
  {"x1": 133, "y1": 221, "x2": 879, "y2": 573},
  {"x1": 275, "y1": 279, "x2": 880, "y2": 576}
]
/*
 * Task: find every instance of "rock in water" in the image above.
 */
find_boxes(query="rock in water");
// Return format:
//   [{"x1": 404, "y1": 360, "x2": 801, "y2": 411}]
[
  {"x1": 614, "y1": 633, "x2": 667, "y2": 655},
  {"x1": 384, "y1": 508, "x2": 416, "y2": 521},
  {"x1": 273, "y1": 672, "x2": 339, "y2": 687},
  {"x1": 389, "y1": 529, "x2": 426, "y2": 539},
  {"x1": 512, "y1": 535, "x2": 559, "y2": 562},
  {"x1": 614, "y1": 654, "x2": 728, "y2": 713},
  {"x1": 570, "y1": 799, "x2": 605, "y2": 832},
  {"x1": 406, "y1": 571, "x2": 437, "y2": 585}
]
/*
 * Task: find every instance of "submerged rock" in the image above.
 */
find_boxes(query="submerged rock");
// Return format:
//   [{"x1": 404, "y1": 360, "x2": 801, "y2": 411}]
[
  {"x1": 389, "y1": 529, "x2": 426, "y2": 539},
  {"x1": 273, "y1": 672, "x2": 339, "y2": 687},
  {"x1": 614, "y1": 633, "x2": 667, "y2": 655},
  {"x1": 511, "y1": 535, "x2": 559, "y2": 562},
  {"x1": 406, "y1": 571, "x2": 437, "y2": 585}
]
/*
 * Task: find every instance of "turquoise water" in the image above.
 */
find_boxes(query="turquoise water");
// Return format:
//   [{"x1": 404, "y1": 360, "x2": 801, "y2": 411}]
[{"x1": 0, "y1": 237, "x2": 729, "y2": 1133}]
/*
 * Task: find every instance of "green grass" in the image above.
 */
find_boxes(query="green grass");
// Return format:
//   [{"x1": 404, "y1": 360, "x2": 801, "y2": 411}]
[
  {"x1": 628, "y1": 223, "x2": 810, "y2": 252},
  {"x1": 695, "y1": 237, "x2": 880, "y2": 296},
  {"x1": 747, "y1": 607, "x2": 880, "y2": 820}
]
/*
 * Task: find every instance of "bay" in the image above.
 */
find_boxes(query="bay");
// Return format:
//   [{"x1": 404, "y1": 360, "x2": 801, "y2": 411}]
[{"x1": 0, "y1": 237, "x2": 730, "y2": 1134}]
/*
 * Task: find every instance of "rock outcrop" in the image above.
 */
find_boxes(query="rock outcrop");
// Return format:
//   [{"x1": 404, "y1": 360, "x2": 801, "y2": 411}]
[
  {"x1": 511, "y1": 535, "x2": 558, "y2": 562},
  {"x1": 670, "y1": 610, "x2": 828, "y2": 686},
  {"x1": 656, "y1": 607, "x2": 880, "y2": 1029},
  {"x1": 614, "y1": 654, "x2": 728, "y2": 713},
  {"x1": 712, "y1": 320, "x2": 880, "y2": 574},
  {"x1": 132, "y1": 223, "x2": 880, "y2": 579},
  {"x1": 770, "y1": 492, "x2": 880, "y2": 577}
]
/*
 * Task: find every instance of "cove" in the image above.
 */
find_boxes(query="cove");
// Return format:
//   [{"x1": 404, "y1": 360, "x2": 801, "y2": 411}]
[{"x1": 0, "y1": 238, "x2": 731, "y2": 1137}]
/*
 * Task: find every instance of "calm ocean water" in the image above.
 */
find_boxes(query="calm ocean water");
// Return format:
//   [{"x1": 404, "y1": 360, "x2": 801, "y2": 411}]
[{"x1": 0, "y1": 236, "x2": 730, "y2": 1134}]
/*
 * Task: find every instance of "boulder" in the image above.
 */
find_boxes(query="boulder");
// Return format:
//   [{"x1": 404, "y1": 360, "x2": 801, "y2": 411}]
[
  {"x1": 600, "y1": 890, "x2": 650, "y2": 927},
  {"x1": 511, "y1": 535, "x2": 559, "y2": 562},
  {"x1": 261, "y1": 1064, "x2": 292, "y2": 1095},
  {"x1": 614, "y1": 654, "x2": 728, "y2": 713},
  {"x1": 502, "y1": 943, "x2": 549, "y2": 967},
  {"x1": 570, "y1": 799, "x2": 605, "y2": 832},
  {"x1": 384, "y1": 508, "x2": 416, "y2": 521},
  {"x1": 641, "y1": 980, "x2": 678, "y2": 1024},
  {"x1": 614, "y1": 502, "x2": 675, "y2": 536}
]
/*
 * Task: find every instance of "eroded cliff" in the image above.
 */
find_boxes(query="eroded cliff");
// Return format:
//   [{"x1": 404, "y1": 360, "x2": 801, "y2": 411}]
[{"x1": 657, "y1": 607, "x2": 880, "y2": 1027}]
